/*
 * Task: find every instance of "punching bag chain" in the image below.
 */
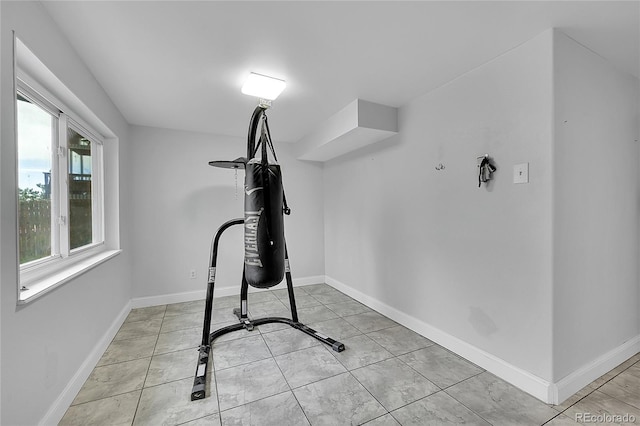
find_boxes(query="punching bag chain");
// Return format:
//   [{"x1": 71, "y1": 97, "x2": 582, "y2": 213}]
[
  {"x1": 260, "y1": 117, "x2": 273, "y2": 245},
  {"x1": 262, "y1": 115, "x2": 291, "y2": 215}
]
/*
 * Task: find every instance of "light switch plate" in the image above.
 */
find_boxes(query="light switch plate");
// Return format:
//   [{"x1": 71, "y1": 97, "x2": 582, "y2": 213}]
[{"x1": 514, "y1": 163, "x2": 529, "y2": 184}]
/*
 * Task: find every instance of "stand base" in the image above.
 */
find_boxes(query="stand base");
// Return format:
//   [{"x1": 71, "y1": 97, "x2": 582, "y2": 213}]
[
  {"x1": 190, "y1": 217, "x2": 345, "y2": 401},
  {"x1": 191, "y1": 315, "x2": 344, "y2": 401}
]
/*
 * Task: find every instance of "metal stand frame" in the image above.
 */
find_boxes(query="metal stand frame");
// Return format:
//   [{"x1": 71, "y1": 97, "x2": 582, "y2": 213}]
[{"x1": 190, "y1": 218, "x2": 345, "y2": 401}]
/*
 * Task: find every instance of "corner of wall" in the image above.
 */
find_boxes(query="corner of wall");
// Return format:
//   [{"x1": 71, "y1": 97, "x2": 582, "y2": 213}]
[
  {"x1": 323, "y1": 28, "x2": 557, "y2": 399},
  {"x1": 551, "y1": 23, "x2": 640, "y2": 383},
  {"x1": 38, "y1": 301, "x2": 131, "y2": 425}
]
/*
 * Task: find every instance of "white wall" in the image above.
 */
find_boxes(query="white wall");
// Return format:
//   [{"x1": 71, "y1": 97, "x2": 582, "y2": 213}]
[
  {"x1": 552, "y1": 31, "x2": 640, "y2": 381},
  {"x1": 0, "y1": 7, "x2": 4, "y2": 422},
  {"x1": 0, "y1": 2, "x2": 132, "y2": 425},
  {"x1": 130, "y1": 125, "x2": 324, "y2": 301},
  {"x1": 324, "y1": 31, "x2": 555, "y2": 381},
  {"x1": 0, "y1": 9, "x2": 635, "y2": 423}
]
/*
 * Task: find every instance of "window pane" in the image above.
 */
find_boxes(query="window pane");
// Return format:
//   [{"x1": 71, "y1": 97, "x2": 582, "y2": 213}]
[
  {"x1": 68, "y1": 127, "x2": 93, "y2": 249},
  {"x1": 17, "y1": 93, "x2": 54, "y2": 264}
]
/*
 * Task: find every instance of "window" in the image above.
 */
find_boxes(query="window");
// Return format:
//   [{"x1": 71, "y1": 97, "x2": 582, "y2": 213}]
[
  {"x1": 17, "y1": 90, "x2": 55, "y2": 264},
  {"x1": 14, "y1": 37, "x2": 120, "y2": 304},
  {"x1": 67, "y1": 122, "x2": 104, "y2": 251},
  {"x1": 17, "y1": 79, "x2": 107, "y2": 299}
]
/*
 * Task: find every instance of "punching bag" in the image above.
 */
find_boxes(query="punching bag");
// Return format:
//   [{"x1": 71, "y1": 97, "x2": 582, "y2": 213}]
[{"x1": 243, "y1": 115, "x2": 286, "y2": 288}]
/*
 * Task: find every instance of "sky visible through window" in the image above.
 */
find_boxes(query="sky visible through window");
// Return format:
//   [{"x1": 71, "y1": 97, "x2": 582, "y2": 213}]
[{"x1": 17, "y1": 96, "x2": 54, "y2": 192}]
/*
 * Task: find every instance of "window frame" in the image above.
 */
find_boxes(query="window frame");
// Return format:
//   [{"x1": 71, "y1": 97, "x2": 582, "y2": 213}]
[
  {"x1": 16, "y1": 75, "x2": 109, "y2": 301},
  {"x1": 15, "y1": 83, "x2": 61, "y2": 269},
  {"x1": 64, "y1": 115, "x2": 106, "y2": 255}
]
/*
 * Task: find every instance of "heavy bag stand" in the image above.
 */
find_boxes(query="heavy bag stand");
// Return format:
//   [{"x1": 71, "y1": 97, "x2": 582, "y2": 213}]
[{"x1": 190, "y1": 106, "x2": 345, "y2": 401}]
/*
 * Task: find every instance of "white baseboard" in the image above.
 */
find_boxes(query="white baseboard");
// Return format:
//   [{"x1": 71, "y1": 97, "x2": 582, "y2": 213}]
[
  {"x1": 325, "y1": 275, "x2": 639, "y2": 405},
  {"x1": 293, "y1": 275, "x2": 326, "y2": 287},
  {"x1": 130, "y1": 275, "x2": 325, "y2": 309},
  {"x1": 551, "y1": 335, "x2": 640, "y2": 404},
  {"x1": 131, "y1": 289, "x2": 209, "y2": 308},
  {"x1": 324, "y1": 276, "x2": 551, "y2": 402},
  {"x1": 39, "y1": 301, "x2": 131, "y2": 426}
]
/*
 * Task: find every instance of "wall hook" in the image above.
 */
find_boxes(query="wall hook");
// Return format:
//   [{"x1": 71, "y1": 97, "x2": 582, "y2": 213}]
[{"x1": 477, "y1": 154, "x2": 496, "y2": 187}]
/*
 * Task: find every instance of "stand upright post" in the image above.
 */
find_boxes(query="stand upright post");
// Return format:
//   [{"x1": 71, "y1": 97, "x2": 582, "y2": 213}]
[{"x1": 191, "y1": 218, "x2": 243, "y2": 401}]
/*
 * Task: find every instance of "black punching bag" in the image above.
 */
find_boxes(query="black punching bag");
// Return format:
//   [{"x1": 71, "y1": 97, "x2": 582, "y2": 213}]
[{"x1": 243, "y1": 124, "x2": 285, "y2": 288}]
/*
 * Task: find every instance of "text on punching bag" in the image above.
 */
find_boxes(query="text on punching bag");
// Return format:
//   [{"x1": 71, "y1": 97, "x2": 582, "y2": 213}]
[{"x1": 244, "y1": 208, "x2": 263, "y2": 267}]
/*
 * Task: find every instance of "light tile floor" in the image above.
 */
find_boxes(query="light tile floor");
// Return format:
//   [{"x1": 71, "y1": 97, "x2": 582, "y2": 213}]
[{"x1": 61, "y1": 284, "x2": 640, "y2": 425}]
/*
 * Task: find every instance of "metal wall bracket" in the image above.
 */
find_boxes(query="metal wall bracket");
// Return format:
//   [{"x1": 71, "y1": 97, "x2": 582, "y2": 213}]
[{"x1": 258, "y1": 99, "x2": 272, "y2": 109}]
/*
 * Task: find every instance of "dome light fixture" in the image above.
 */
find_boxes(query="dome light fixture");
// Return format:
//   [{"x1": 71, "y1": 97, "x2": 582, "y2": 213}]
[{"x1": 241, "y1": 72, "x2": 286, "y2": 101}]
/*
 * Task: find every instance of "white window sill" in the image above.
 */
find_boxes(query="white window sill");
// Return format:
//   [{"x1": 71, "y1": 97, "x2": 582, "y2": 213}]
[{"x1": 18, "y1": 249, "x2": 122, "y2": 304}]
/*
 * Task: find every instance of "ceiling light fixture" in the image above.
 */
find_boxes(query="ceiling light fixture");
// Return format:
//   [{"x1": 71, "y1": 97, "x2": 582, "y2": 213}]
[{"x1": 241, "y1": 72, "x2": 286, "y2": 101}]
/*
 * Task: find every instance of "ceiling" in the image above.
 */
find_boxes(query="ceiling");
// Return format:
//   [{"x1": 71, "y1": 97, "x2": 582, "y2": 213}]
[{"x1": 41, "y1": 1, "x2": 639, "y2": 143}]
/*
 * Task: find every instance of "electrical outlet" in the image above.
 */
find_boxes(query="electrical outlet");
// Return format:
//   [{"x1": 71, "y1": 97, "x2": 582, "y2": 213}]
[
  {"x1": 513, "y1": 163, "x2": 529, "y2": 184},
  {"x1": 189, "y1": 269, "x2": 197, "y2": 279}
]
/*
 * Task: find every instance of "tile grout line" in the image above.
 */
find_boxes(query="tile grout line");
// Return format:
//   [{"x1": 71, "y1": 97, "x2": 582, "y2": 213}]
[
  {"x1": 364, "y1": 412, "x2": 398, "y2": 425},
  {"x1": 540, "y1": 412, "x2": 566, "y2": 425},
  {"x1": 345, "y1": 349, "x2": 453, "y2": 422},
  {"x1": 551, "y1": 387, "x2": 598, "y2": 417},
  {"x1": 211, "y1": 345, "x2": 223, "y2": 426},
  {"x1": 581, "y1": 388, "x2": 640, "y2": 414},
  {"x1": 216, "y1": 390, "x2": 296, "y2": 418},
  {"x1": 66, "y1": 389, "x2": 146, "y2": 410},
  {"x1": 258, "y1": 330, "x2": 314, "y2": 425},
  {"x1": 128, "y1": 374, "x2": 207, "y2": 392},
  {"x1": 314, "y1": 312, "x2": 442, "y2": 422},
  {"x1": 94, "y1": 353, "x2": 155, "y2": 369},
  {"x1": 384, "y1": 389, "x2": 465, "y2": 425},
  {"x1": 344, "y1": 364, "x2": 393, "y2": 421},
  {"x1": 66, "y1": 307, "x2": 167, "y2": 420},
  {"x1": 593, "y1": 368, "x2": 640, "y2": 412},
  {"x1": 288, "y1": 368, "x2": 348, "y2": 391},
  {"x1": 396, "y1": 342, "x2": 485, "y2": 369},
  {"x1": 560, "y1": 357, "x2": 640, "y2": 419},
  {"x1": 130, "y1": 304, "x2": 167, "y2": 425},
  {"x1": 163, "y1": 301, "x2": 226, "y2": 424},
  {"x1": 261, "y1": 287, "x2": 399, "y2": 422},
  {"x1": 383, "y1": 346, "x2": 486, "y2": 398},
  {"x1": 439, "y1": 371, "x2": 498, "y2": 426},
  {"x1": 211, "y1": 339, "x2": 272, "y2": 373},
  {"x1": 439, "y1": 369, "x2": 485, "y2": 392},
  {"x1": 153, "y1": 324, "x2": 258, "y2": 358},
  {"x1": 589, "y1": 357, "x2": 639, "y2": 393}
]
